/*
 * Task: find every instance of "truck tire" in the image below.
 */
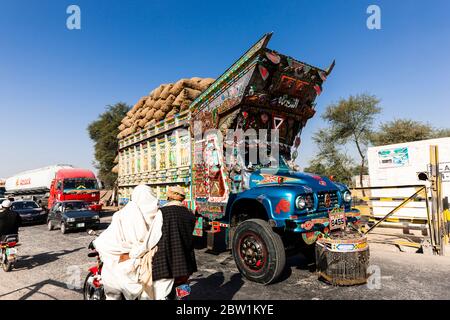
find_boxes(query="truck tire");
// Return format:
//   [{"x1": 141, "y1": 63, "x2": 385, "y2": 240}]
[{"x1": 232, "y1": 219, "x2": 286, "y2": 285}]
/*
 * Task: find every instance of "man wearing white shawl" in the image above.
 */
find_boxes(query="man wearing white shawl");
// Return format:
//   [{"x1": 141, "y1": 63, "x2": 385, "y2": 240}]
[{"x1": 93, "y1": 184, "x2": 174, "y2": 300}]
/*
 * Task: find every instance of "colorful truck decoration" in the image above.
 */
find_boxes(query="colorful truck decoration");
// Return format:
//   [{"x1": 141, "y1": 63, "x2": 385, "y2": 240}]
[{"x1": 117, "y1": 33, "x2": 360, "y2": 284}]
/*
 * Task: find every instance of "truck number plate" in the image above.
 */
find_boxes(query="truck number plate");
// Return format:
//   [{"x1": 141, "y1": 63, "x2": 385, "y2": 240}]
[
  {"x1": 77, "y1": 223, "x2": 85, "y2": 228},
  {"x1": 329, "y1": 211, "x2": 346, "y2": 230}
]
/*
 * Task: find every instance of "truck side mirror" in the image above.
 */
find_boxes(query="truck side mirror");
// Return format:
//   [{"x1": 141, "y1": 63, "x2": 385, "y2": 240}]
[{"x1": 418, "y1": 172, "x2": 429, "y2": 181}]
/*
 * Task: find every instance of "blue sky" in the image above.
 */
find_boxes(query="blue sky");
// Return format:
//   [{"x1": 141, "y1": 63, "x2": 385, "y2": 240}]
[{"x1": 1, "y1": 0, "x2": 449, "y2": 178}]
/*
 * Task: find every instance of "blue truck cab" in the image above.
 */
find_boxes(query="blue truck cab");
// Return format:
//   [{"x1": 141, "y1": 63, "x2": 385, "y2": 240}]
[{"x1": 230, "y1": 166, "x2": 359, "y2": 235}]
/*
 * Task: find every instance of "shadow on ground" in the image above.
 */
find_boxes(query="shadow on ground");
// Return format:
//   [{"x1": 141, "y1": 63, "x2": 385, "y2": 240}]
[
  {"x1": 14, "y1": 247, "x2": 84, "y2": 270},
  {"x1": 0, "y1": 279, "x2": 81, "y2": 300},
  {"x1": 189, "y1": 272, "x2": 244, "y2": 300}
]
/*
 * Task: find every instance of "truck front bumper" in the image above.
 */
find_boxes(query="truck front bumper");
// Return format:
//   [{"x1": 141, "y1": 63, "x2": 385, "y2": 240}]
[{"x1": 281, "y1": 209, "x2": 361, "y2": 233}]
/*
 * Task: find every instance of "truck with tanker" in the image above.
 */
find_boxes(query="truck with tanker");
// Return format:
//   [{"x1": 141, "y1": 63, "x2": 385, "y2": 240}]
[
  {"x1": 5, "y1": 165, "x2": 102, "y2": 212},
  {"x1": 0, "y1": 180, "x2": 5, "y2": 200},
  {"x1": 117, "y1": 33, "x2": 361, "y2": 284}
]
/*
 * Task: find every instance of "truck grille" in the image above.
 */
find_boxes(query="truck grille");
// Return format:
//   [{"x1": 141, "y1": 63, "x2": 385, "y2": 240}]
[{"x1": 317, "y1": 191, "x2": 339, "y2": 210}]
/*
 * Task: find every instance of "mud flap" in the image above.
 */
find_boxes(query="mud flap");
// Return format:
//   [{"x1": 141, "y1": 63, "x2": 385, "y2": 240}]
[{"x1": 206, "y1": 229, "x2": 227, "y2": 254}]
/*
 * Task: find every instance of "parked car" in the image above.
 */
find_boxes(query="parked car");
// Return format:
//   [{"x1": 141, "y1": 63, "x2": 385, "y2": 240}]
[
  {"x1": 11, "y1": 200, "x2": 47, "y2": 224},
  {"x1": 47, "y1": 201, "x2": 100, "y2": 234}
]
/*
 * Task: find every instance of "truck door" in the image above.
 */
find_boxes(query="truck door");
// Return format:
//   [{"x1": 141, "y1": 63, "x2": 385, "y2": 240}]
[
  {"x1": 48, "y1": 179, "x2": 56, "y2": 209},
  {"x1": 192, "y1": 132, "x2": 230, "y2": 223},
  {"x1": 203, "y1": 133, "x2": 229, "y2": 203}
]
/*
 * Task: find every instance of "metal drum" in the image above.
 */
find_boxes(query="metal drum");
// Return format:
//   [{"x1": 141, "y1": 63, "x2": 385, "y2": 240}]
[{"x1": 315, "y1": 229, "x2": 369, "y2": 286}]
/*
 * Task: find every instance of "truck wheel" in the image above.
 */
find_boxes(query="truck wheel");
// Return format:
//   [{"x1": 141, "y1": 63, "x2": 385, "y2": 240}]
[
  {"x1": 232, "y1": 219, "x2": 286, "y2": 285},
  {"x1": 60, "y1": 223, "x2": 67, "y2": 234}
]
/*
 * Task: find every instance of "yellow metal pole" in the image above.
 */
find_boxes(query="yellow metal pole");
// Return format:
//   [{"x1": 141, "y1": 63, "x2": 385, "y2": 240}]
[
  {"x1": 430, "y1": 145, "x2": 445, "y2": 255},
  {"x1": 444, "y1": 208, "x2": 449, "y2": 245},
  {"x1": 424, "y1": 187, "x2": 436, "y2": 251}
]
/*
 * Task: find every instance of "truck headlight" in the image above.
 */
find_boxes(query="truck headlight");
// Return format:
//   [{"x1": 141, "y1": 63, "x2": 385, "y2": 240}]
[
  {"x1": 295, "y1": 196, "x2": 306, "y2": 209},
  {"x1": 343, "y1": 191, "x2": 352, "y2": 202},
  {"x1": 67, "y1": 218, "x2": 75, "y2": 222}
]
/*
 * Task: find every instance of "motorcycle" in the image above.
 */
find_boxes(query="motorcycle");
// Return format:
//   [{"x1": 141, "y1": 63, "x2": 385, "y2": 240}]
[
  {"x1": 0, "y1": 234, "x2": 19, "y2": 272},
  {"x1": 83, "y1": 230, "x2": 105, "y2": 300},
  {"x1": 82, "y1": 230, "x2": 191, "y2": 300}
]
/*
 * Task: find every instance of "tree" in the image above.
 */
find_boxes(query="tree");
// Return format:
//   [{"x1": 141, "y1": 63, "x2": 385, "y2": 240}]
[
  {"x1": 371, "y1": 119, "x2": 450, "y2": 146},
  {"x1": 304, "y1": 129, "x2": 357, "y2": 185},
  {"x1": 88, "y1": 103, "x2": 130, "y2": 188},
  {"x1": 432, "y1": 128, "x2": 450, "y2": 139},
  {"x1": 371, "y1": 119, "x2": 434, "y2": 146},
  {"x1": 320, "y1": 94, "x2": 381, "y2": 190}
]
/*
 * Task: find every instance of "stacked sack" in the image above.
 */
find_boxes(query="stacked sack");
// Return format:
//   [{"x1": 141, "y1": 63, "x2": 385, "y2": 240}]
[
  {"x1": 117, "y1": 77, "x2": 215, "y2": 140},
  {"x1": 111, "y1": 155, "x2": 119, "y2": 174}
]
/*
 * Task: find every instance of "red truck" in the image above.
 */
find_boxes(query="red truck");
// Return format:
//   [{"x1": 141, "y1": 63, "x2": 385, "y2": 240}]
[{"x1": 5, "y1": 165, "x2": 102, "y2": 212}]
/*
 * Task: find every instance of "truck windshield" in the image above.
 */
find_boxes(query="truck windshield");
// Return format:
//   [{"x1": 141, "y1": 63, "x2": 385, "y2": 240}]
[
  {"x1": 63, "y1": 178, "x2": 98, "y2": 191},
  {"x1": 243, "y1": 152, "x2": 290, "y2": 170},
  {"x1": 12, "y1": 201, "x2": 39, "y2": 210}
]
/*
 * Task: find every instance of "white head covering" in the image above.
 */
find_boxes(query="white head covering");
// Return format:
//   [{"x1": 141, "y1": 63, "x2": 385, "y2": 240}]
[
  {"x1": 1, "y1": 200, "x2": 11, "y2": 208},
  {"x1": 131, "y1": 184, "x2": 158, "y2": 223}
]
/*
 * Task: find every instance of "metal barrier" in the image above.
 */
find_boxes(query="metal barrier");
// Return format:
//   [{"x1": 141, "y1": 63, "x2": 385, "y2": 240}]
[
  {"x1": 350, "y1": 184, "x2": 437, "y2": 253},
  {"x1": 349, "y1": 145, "x2": 448, "y2": 256}
]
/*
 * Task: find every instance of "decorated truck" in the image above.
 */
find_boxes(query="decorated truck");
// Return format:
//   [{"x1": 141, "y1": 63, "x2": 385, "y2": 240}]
[{"x1": 117, "y1": 33, "x2": 361, "y2": 284}]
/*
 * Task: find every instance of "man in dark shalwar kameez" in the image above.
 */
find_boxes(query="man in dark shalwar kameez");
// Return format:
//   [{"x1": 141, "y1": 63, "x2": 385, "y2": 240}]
[{"x1": 152, "y1": 186, "x2": 197, "y2": 299}]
